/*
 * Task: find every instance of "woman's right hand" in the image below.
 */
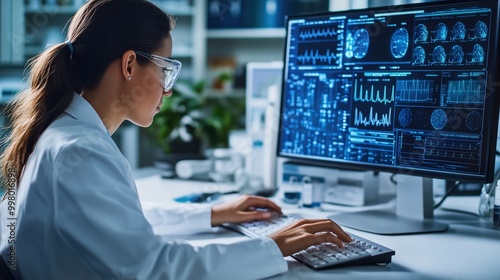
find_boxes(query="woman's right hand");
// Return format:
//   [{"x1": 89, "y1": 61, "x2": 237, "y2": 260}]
[{"x1": 268, "y1": 219, "x2": 352, "y2": 257}]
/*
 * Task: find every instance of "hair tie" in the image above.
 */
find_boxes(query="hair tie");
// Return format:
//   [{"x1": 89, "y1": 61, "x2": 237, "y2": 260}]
[{"x1": 65, "y1": 40, "x2": 74, "y2": 56}]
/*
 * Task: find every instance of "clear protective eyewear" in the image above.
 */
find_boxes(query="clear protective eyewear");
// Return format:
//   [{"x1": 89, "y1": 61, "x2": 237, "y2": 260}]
[{"x1": 135, "y1": 50, "x2": 182, "y2": 92}]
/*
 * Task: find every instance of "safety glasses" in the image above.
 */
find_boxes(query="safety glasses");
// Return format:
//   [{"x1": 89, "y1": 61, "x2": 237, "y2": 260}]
[{"x1": 135, "y1": 50, "x2": 182, "y2": 92}]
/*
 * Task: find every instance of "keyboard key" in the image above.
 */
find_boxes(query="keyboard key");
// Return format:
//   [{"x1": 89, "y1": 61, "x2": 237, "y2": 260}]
[{"x1": 222, "y1": 214, "x2": 395, "y2": 269}]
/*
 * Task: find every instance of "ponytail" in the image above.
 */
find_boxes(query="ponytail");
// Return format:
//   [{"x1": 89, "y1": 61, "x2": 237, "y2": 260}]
[
  {"x1": 0, "y1": 42, "x2": 76, "y2": 188},
  {"x1": 0, "y1": 0, "x2": 173, "y2": 189}
]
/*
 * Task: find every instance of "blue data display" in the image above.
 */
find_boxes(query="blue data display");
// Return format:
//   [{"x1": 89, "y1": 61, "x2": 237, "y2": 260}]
[{"x1": 278, "y1": 1, "x2": 499, "y2": 181}]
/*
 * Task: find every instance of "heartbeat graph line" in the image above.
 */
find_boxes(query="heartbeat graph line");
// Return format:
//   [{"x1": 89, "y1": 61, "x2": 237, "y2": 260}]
[
  {"x1": 299, "y1": 27, "x2": 339, "y2": 40},
  {"x1": 353, "y1": 79, "x2": 395, "y2": 105},
  {"x1": 446, "y1": 79, "x2": 485, "y2": 105},
  {"x1": 297, "y1": 49, "x2": 340, "y2": 65},
  {"x1": 396, "y1": 79, "x2": 434, "y2": 103},
  {"x1": 354, "y1": 107, "x2": 392, "y2": 127}
]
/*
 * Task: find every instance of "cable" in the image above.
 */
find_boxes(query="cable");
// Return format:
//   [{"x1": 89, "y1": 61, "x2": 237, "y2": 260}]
[
  {"x1": 433, "y1": 181, "x2": 460, "y2": 209},
  {"x1": 389, "y1": 173, "x2": 397, "y2": 185},
  {"x1": 439, "y1": 207, "x2": 479, "y2": 217},
  {"x1": 390, "y1": 174, "x2": 477, "y2": 210}
]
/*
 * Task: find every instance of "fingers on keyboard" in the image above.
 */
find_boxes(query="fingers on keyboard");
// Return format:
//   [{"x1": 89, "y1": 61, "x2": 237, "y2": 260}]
[
  {"x1": 295, "y1": 219, "x2": 353, "y2": 243},
  {"x1": 312, "y1": 231, "x2": 344, "y2": 248}
]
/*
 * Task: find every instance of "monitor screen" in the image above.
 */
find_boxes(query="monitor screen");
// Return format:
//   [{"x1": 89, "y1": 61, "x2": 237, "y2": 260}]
[{"x1": 278, "y1": 0, "x2": 500, "y2": 183}]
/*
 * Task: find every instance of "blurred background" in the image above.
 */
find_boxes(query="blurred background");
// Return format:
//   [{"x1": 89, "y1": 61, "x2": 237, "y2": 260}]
[{"x1": 0, "y1": 0, "x2": 435, "y2": 179}]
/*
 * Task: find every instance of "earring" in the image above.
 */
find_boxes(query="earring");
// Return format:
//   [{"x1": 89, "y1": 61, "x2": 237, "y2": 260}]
[{"x1": 127, "y1": 76, "x2": 132, "y2": 81}]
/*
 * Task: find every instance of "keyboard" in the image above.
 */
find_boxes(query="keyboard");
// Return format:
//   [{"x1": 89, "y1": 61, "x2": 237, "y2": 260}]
[{"x1": 222, "y1": 213, "x2": 395, "y2": 270}]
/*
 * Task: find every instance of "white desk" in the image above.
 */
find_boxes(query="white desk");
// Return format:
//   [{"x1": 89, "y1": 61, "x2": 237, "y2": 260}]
[{"x1": 135, "y1": 174, "x2": 500, "y2": 280}]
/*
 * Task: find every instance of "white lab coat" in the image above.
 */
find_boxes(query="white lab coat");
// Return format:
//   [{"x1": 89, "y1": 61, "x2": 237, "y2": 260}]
[{"x1": 0, "y1": 93, "x2": 287, "y2": 280}]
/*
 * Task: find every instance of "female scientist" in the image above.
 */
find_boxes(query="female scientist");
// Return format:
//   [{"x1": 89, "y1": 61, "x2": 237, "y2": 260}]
[{"x1": 0, "y1": 0, "x2": 351, "y2": 279}]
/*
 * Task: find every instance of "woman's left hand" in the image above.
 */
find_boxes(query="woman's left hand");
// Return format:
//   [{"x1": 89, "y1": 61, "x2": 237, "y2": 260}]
[{"x1": 211, "y1": 195, "x2": 282, "y2": 227}]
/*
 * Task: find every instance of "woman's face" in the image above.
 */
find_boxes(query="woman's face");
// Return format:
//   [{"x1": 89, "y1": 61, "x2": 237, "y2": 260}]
[{"x1": 128, "y1": 36, "x2": 173, "y2": 127}]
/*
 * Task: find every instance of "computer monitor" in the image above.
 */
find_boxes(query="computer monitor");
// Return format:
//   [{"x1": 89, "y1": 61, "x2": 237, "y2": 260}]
[{"x1": 277, "y1": 0, "x2": 500, "y2": 234}]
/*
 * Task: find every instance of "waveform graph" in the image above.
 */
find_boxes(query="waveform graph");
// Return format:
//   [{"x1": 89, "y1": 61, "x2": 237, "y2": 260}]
[
  {"x1": 297, "y1": 43, "x2": 342, "y2": 68},
  {"x1": 395, "y1": 79, "x2": 434, "y2": 103},
  {"x1": 424, "y1": 137, "x2": 480, "y2": 165},
  {"x1": 299, "y1": 25, "x2": 341, "y2": 41},
  {"x1": 352, "y1": 105, "x2": 393, "y2": 130},
  {"x1": 353, "y1": 79, "x2": 395, "y2": 105},
  {"x1": 446, "y1": 79, "x2": 485, "y2": 105}
]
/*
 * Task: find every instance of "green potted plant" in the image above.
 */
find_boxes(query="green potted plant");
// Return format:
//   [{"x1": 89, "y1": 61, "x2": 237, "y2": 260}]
[
  {"x1": 214, "y1": 71, "x2": 233, "y2": 93},
  {"x1": 147, "y1": 79, "x2": 244, "y2": 158}
]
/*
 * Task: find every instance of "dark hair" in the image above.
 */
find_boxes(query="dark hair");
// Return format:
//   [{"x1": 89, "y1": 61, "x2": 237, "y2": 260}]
[{"x1": 0, "y1": 0, "x2": 174, "y2": 188}]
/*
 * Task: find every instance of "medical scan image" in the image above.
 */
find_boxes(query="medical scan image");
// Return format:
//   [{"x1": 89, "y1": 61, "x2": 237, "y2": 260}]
[{"x1": 390, "y1": 28, "x2": 409, "y2": 58}]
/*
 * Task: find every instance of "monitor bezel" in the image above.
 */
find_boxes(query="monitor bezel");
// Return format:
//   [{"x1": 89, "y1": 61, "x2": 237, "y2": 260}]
[{"x1": 277, "y1": 0, "x2": 500, "y2": 183}]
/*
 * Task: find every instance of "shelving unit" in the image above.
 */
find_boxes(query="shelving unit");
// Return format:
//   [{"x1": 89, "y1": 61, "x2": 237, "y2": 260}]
[{"x1": 3, "y1": 0, "x2": 205, "y2": 83}]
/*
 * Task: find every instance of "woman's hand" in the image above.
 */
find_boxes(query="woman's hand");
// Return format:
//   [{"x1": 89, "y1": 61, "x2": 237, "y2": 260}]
[
  {"x1": 268, "y1": 219, "x2": 352, "y2": 257},
  {"x1": 211, "y1": 195, "x2": 282, "y2": 227}
]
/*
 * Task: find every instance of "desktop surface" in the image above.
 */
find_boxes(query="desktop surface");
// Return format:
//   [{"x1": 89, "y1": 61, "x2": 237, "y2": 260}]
[{"x1": 134, "y1": 172, "x2": 500, "y2": 280}]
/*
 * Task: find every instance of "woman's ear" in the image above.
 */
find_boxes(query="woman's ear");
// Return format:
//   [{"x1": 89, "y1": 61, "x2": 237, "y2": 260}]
[{"x1": 121, "y1": 50, "x2": 137, "y2": 82}]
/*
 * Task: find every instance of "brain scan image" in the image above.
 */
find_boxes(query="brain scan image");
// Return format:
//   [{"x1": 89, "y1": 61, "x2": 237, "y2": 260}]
[
  {"x1": 353, "y1": 28, "x2": 370, "y2": 59},
  {"x1": 391, "y1": 28, "x2": 409, "y2": 59},
  {"x1": 466, "y1": 111, "x2": 482, "y2": 131},
  {"x1": 471, "y1": 44, "x2": 485, "y2": 63},
  {"x1": 449, "y1": 45, "x2": 464, "y2": 63},
  {"x1": 412, "y1": 46, "x2": 426, "y2": 65},
  {"x1": 431, "y1": 109, "x2": 448, "y2": 130},
  {"x1": 398, "y1": 108, "x2": 413, "y2": 128},
  {"x1": 432, "y1": 23, "x2": 448, "y2": 42},
  {"x1": 414, "y1": 23, "x2": 428, "y2": 42},
  {"x1": 474, "y1": 21, "x2": 488, "y2": 39},
  {"x1": 431, "y1": 45, "x2": 446, "y2": 64},
  {"x1": 451, "y1": 22, "x2": 466, "y2": 40}
]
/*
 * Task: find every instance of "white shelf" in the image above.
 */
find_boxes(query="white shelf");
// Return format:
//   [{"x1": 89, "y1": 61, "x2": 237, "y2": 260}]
[{"x1": 206, "y1": 28, "x2": 285, "y2": 39}]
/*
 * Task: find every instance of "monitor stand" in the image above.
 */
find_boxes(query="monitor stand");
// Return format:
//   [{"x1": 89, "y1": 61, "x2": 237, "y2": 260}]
[{"x1": 329, "y1": 175, "x2": 448, "y2": 235}]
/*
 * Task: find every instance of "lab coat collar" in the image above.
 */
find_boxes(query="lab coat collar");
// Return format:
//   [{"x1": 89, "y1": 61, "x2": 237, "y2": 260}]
[{"x1": 65, "y1": 93, "x2": 110, "y2": 135}]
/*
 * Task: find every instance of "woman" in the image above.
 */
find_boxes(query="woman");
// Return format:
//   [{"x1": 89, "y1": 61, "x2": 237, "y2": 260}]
[{"x1": 0, "y1": 0, "x2": 351, "y2": 279}]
